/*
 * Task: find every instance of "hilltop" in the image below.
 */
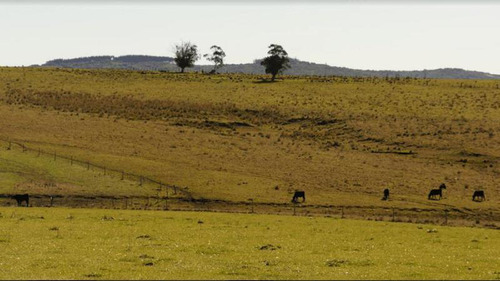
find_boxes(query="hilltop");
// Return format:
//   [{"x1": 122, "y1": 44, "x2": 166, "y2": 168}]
[
  {"x1": 41, "y1": 55, "x2": 175, "y2": 71},
  {"x1": 36, "y1": 55, "x2": 500, "y2": 79}
]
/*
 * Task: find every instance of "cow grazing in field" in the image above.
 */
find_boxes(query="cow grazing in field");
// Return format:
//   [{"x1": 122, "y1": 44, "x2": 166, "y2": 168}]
[
  {"x1": 472, "y1": 190, "x2": 485, "y2": 202},
  {"x1": 428, "y1": 183, "x2": 446, "y2": 200},
  {"x1": 12, "y1": 194, "x2": 29, "y2": 207},
  {"x1": 382, "y1": 188, "x2": 390, "y2": 200},
  {"x1": 291, "y1": 191, "x2": 305, "y2": 203}
]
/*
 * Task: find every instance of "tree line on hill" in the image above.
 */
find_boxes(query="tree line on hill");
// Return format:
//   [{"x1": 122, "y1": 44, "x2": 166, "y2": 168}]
[
  {"x1": 174, "y1": 42, "x2": 288, "y2": 81},
  {"x1": 37, "y1": 42, "x2": 500, "y2": 80}
]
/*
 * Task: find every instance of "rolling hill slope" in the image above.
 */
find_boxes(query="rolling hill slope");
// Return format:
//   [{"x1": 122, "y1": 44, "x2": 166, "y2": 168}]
[{"x1": 1, "y1": 67, "x2": 500, "y2": 224}]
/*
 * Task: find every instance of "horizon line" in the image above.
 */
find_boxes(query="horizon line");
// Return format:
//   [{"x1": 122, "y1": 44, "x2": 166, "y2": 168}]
[{"x1": 4, "y1": 55, "x2": 499, "y2": 76}]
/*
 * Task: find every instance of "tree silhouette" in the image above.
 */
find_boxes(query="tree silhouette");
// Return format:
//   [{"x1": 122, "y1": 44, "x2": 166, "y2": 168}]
[
  {"x1": 260, "y1": 44, "x2": 290, "y2": 81},
  {"x1": 203, "y1": 45, "x2": 226, "y2": 73},
  {"x1": 174, "y1": 42, "x2": 200, "y2": 73}
]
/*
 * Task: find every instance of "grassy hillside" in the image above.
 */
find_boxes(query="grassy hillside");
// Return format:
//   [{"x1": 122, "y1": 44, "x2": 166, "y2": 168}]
[
  {"x1": 0, "y1": 207, "x2": 498, "y2": 280},
  {"x1": 0, "y1": 67, "x2": 499, "y2": 220},
  {"x1": 0, "y1": 143, "x2": 170, "y2": 199}
]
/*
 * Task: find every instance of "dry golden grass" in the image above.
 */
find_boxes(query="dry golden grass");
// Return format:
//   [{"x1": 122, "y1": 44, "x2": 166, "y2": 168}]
[{"x1": 0, "y1": 67, "x2": 499, "y2": 217}]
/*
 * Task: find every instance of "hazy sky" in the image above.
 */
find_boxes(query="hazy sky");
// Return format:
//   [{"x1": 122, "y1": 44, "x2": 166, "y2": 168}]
[{"x1": 1, "y1": 1, "x2": 499, "y2": 73}]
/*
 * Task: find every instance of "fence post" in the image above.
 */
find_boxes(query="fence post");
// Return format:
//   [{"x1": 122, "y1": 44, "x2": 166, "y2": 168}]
[
  {"x1": 248, "y1": 199, "x2": 254, "y2": 213},
  {"x1": 124, "y1": 198, "x2": 128, "y2": 209},
  {"x1": 163, "y1": 183, "x2": 168, "y2": 198},
  {"x1": 392, "y1": 208, "x2": 395, "y2": 222},
  {"x1": 164, "y1": 197, "x2": 168, "y2": 210},
  {"x1": 22, "y1": 144, "x2": 26, "y2": 152},
  {"x1": 159, "y1": 183, "x2": 166, "y2": 197},
  {"x1": 293, "y1": 203, "x2": 297, "y2": 216},
  {"x1": 103, "y1": 167, "x2": 106, "y2": 176},
  {"x1": 341, "y1": 207, "x2": 344, "y2": 219},
  {"x1": 174, "y1": 185, "x2": 177, "y2": 194},
  {"x1": 87, "y1": 161, "x2": 90, "y2": 170},
  {"x1": 7, "y1": 141, "x2": 11, "y2": 150},
  {"x1": 444, "y1": 210, "x2": 448, "y2": 225},
  {"x1": 139, "y1": 176, "x2": 143, "y2": 186},
  {"x1": 121, "y1": 171, "x2": 124, "y2": 180},
  {"x1": 70, "y1": 156, "x2": 73, "y2": 165}
]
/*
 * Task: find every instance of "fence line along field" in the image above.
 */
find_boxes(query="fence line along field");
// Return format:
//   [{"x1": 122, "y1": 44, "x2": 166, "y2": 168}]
[
  {"x1": 3, "y1": 138, "x2": 497, "y2": 227},
  {"x1": 0, "y1": 141, "x2": 184, "y2": 209},
  {"x1": 0, "y1": 67, "x2": 500, "y2": 226},
  {"x1": 0, "y1": 139, "x2": 187, "y2": 200},
  {"x1": 0, "y1": 207, "x2": 499, "y2": 280}
]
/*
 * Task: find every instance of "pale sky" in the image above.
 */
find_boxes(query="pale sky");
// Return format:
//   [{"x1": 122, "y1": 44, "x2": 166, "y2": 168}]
[{"x1": 1, "y1": 1, "x2": 499, "y2": 73}]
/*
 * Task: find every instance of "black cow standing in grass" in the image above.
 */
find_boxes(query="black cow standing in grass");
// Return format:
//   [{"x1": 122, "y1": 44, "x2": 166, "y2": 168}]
[
  {"x1": 291, "y1": 191, "x2": 305, "y2": 203},
  {"x1": 428, "y1": 183, "x2": 446, "y2": 200},
  {"x1": 12, "y1": 194, "x2": 29, "y2": 207},
  {"x1": 472, "y1": 190, "x2": 485, "y2": 202},
  {"x1": 382, "y1": 188, "x2": 390, "y2": 200}
]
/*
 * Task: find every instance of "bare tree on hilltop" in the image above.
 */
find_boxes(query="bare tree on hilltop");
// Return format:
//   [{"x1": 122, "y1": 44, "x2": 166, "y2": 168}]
[
  {"x1": 174, "y1": 42, "x2": 200, "y2": 73},
  {"x1": 260, "y1": 44, "x2": 290, "y2": 81}
]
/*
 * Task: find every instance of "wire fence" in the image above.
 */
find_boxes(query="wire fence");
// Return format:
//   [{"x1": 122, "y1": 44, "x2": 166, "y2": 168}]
[
  {"x1": 0, "y1": 138, "x2": 191, "y2": 199},
  {"x1": 1, "y1": 193, "x2": 499, "y2": 228},
  {"x1": 1, "y1": 138, "x2": 499, "y2": 229}
]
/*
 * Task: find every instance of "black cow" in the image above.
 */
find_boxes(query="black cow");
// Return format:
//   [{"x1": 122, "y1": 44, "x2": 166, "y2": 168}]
[
  {"x1": 382, "y1": 188, "x2": 390, "y2": 200},
  {"x1": 291, "y1": 191, "x2": 305, "y2": 203},
  {"x1": 12, "y1": 194, "x2": 29, "y2": 207},
  {"x1": 428, "y1": 183, "x2": 446, "y2": 200},
  {"x1": 472, "y1": 190, "x2": 485, "y2": 202}
]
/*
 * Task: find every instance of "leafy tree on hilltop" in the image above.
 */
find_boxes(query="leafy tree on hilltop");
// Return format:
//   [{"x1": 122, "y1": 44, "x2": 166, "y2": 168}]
[
  {"x1": 260, "y1": 44, "x2": 290, "y2": 81},
  {"x1": 204, "y1": 45, "x2": 226, "y2": 74},
  {"x1": 174, "y1": 42, "x2": 200, "y2": 73}
]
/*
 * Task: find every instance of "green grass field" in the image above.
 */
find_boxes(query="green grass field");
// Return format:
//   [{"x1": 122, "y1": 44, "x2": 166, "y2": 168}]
[{"x1": 0, "y1": 207, "x2": 499, "y2": 280}]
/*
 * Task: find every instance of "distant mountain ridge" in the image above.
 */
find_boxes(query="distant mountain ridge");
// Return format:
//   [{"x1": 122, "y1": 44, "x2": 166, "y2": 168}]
[
  {"x1": 42, "y1": 55, "x2": 175, "y2": 71},
  {"x1": 36, "y1": 55, "x2": 500, "y2": 79}
]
